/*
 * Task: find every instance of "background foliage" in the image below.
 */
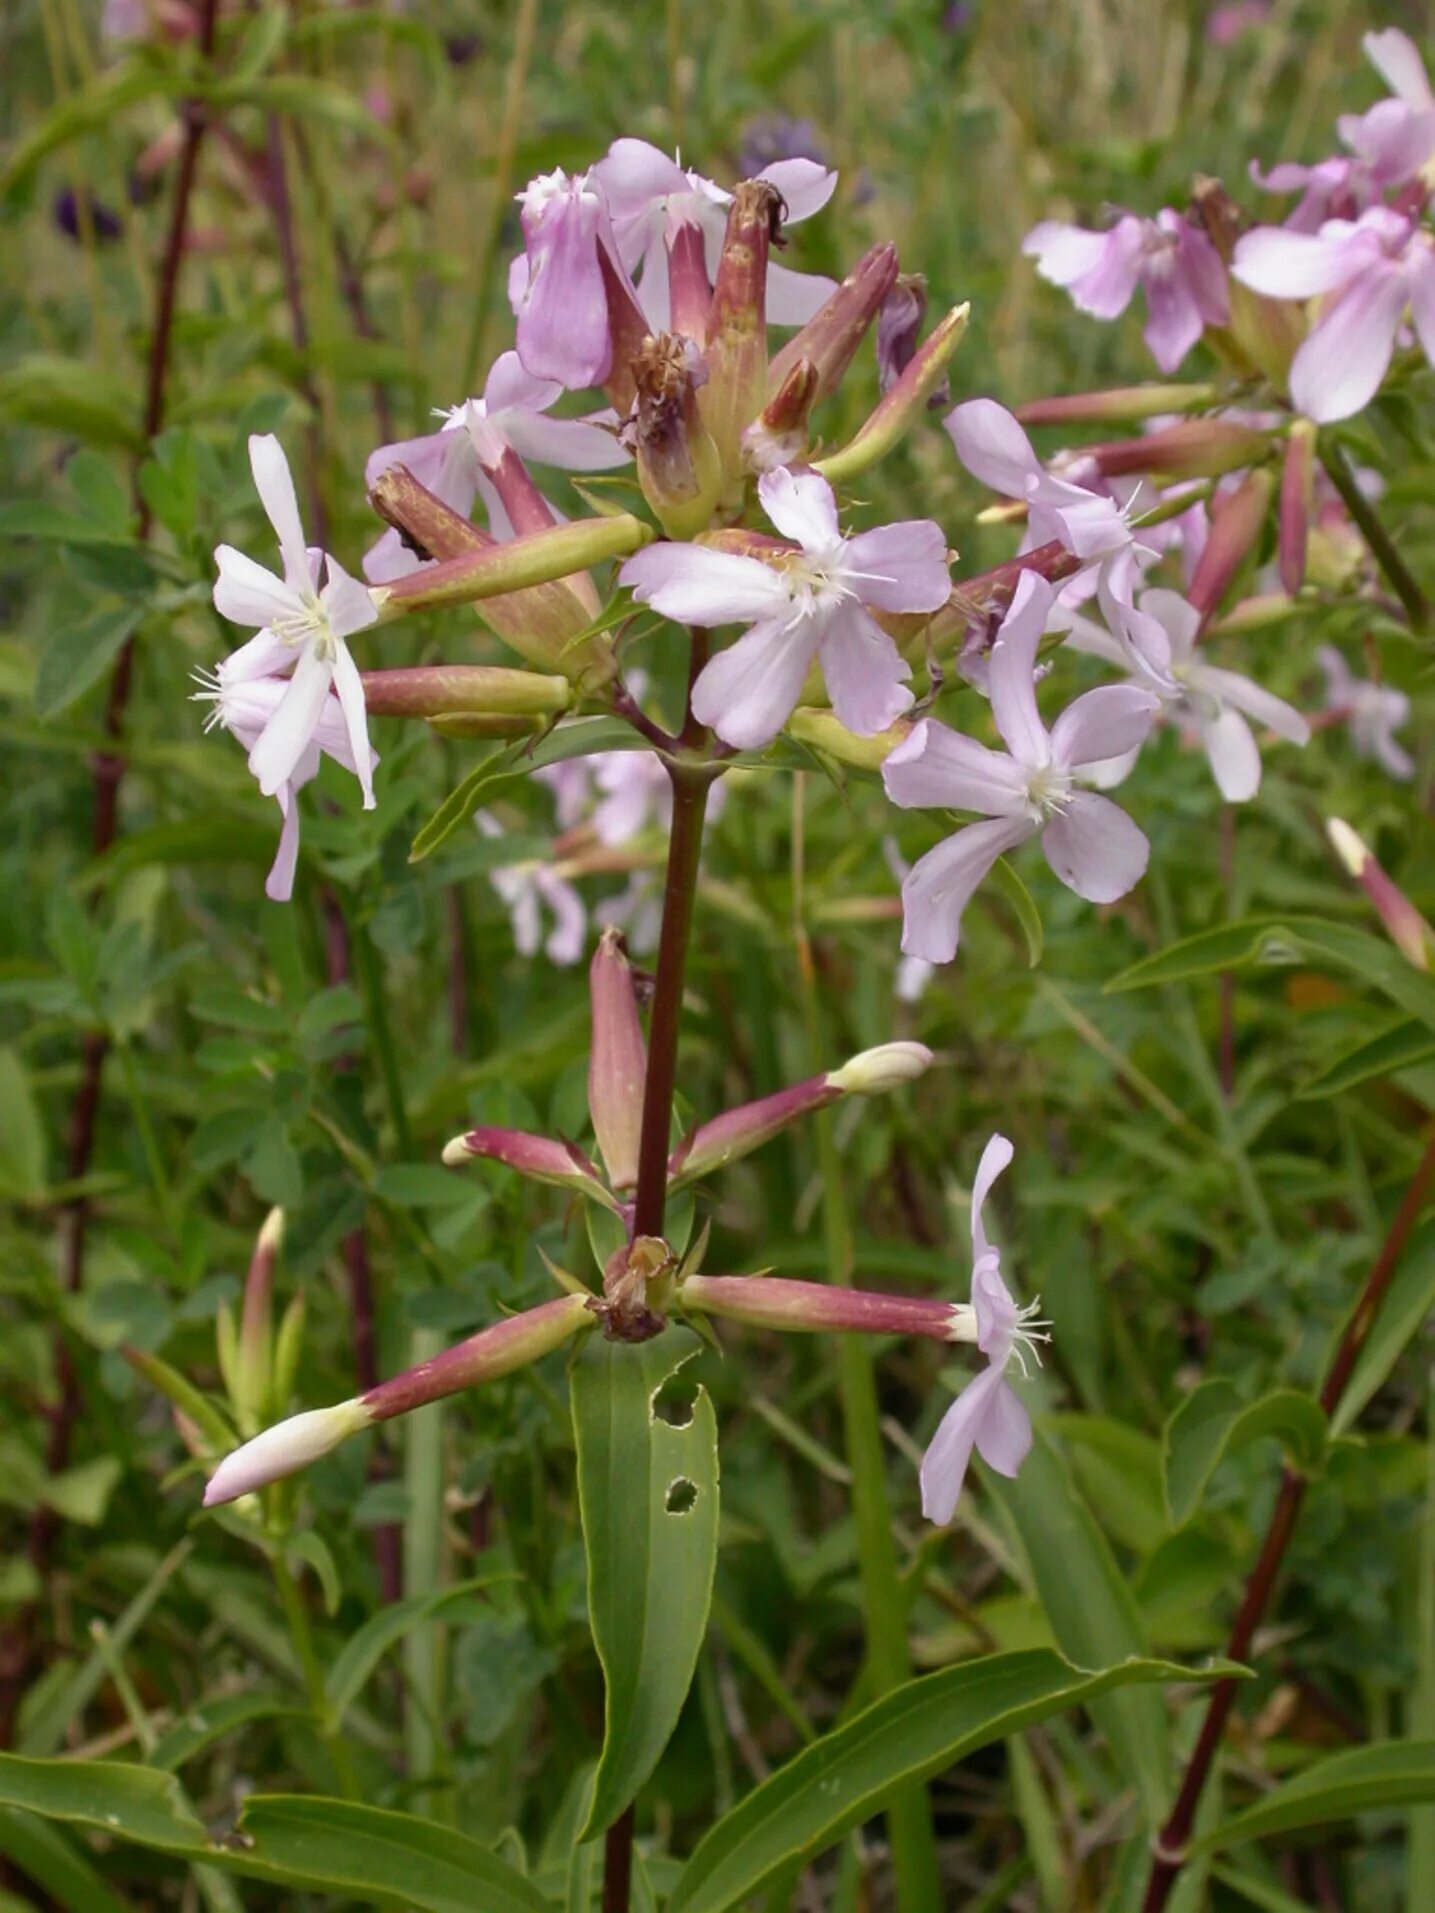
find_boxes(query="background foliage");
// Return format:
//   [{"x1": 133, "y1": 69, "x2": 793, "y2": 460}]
[{"x1": 3, "y1": 1, "x2": 1434, "y2": 1908}]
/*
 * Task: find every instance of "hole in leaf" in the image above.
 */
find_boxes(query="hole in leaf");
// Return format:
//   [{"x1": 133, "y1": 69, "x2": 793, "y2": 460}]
[
  {"x1": 664, "y1": 1477, "x2": 698, "y2": 1516},
  {"x1": 651, "y1": 1374, "x2": 699, "y2": 1428}
]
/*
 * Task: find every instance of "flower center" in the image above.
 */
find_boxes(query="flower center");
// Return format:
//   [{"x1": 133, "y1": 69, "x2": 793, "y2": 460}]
[
  {"x1": 783, "y1": 541, "x2": 857, "y2": 616},
  {"x1": 1023, "y1": 761, "x2": 1073, "y2": 822},
  {"x1": 271, "y1": 598, "x2": 332, "y2": 654}
]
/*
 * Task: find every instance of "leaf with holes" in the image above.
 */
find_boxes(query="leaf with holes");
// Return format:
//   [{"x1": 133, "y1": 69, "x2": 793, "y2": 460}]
[{"x1": 570, "y1": 1325, "x2": 719, "y2": 1842}]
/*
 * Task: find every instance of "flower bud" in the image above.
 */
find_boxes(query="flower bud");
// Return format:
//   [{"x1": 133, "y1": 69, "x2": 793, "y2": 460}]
[
  {"x1": 204, "y1": 1400, "x2": 372, "y2": 1507},
  {"x1": 700, "y1": 179, "x2": 785, "y2": 500},
  {"x1": 668, "y1": 1076, "x2": 839, "y2": 1185},
  {"x1": 766, "y1": 242, "x2": 900, "y2": 403},
  {"x1": 360, "y1": 666, "x2": 572, "y2": 721},
  {"x1": 788, "y1": 707, "x2": 913, "y2": 768},
  {"x1": 235, "y1": 1207, "x2": 284, "y2": 1434},
  {"x1": 1015, "y1": 384, "x2": 1218, "y2": 428},
  {"x1": 363, "y1": 1294, "x2": 593, "y2": 1420},
  {"x1": 376, "y1": 512, "x2": 651, "y2": 617},
  {"x1": 442, "y1": 1125, "x2": 612, "y2": 1202},
  {"x1": 1084, "y1": 419, "x2": 1267, "y2": 483},
  {"x1": 368, "y1": 465, "x2": 616, "y2": 685},
  {"x1": 742, "y1": 359, "x2": 821, "y2": 475},
  {"x1": 1279, "y1": 419, "x2": 1317, "y2": 596},
  {"x1": 1327, "y1": 818, "x2": 1434, "y2": 970},
  {"x1": 667, "y1": 220, "x2": 712, "y2": 346},
  {"x1": 1188, "y1": 467, "x2": 1275, "y2": 625},
  {"x1": 629, "y1": 333, "x2": 724, "y2": 538},
  {"x1": 588, "y1": 927, "x2": 648, "y2": 1193},
  {"x1": 815, "y1": 301, "x2": 969, "y2": 486},
  {"x1": 682, "y1": 1274, "x2": 968, "y2": 1342},
  {"x1": 827, "y1": 1041, "x2": 934, "y2": 1094}
]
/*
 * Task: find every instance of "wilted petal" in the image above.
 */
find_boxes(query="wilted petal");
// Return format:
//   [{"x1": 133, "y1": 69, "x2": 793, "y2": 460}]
[
  {"x1": 899, "y1": 815, "x2": 1035, "y2": 963},
  {"x1": 818, "y1": 601, "x2": 913, "y2": 737},
  {"x1": 1049, "y1": 684, "x2": 1159, "y2": 771},
  {"x1": 621, "y1": 543, "x2": 791, "y2": 625},
  {"x1": 758, "y1": 465, "x2": 841, "y2": 549},
  {"x1": 987, "y1": 570, "x2": 1053, "y2": 767},
  {"x1": 847, "y1": 520, "x2": 951, "y2": 612},
  {"x1": 691, "y1": 615, "x2": 820, "y2": 750},
  {"x1": 1289, "y1": 262, "x2": 1408, "y2": 422},
  {"x1": 944, "y1": 398, "x2": 1040, "y2": 498},
  {"x1": 882, "y1": 719, "x2": 1029, "y2": 818},
  {"x1": 248, "y1": 434, "x2": 310, "y2": 591},
  {"x1": 1201, "y1": 706, "x2": 1262, "y2": 801},
  {"x1": 1041, "y1": 790, "x2": 1149, "y2": 904},
  {"x1": 514, "y1": 178, "x2": 612, "y2": 388}
]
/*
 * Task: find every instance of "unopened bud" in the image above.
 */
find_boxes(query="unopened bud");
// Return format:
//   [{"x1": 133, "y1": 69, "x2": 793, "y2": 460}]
[
  {"x1": 588, "y1": 927, "x2": 648, "y2": 1193},
  {"x1": 743, "y1": 359, "x2": 821, "y2": 475},
  {"x1": 364, "y1": 1294, "x2": 593, "y2": 1418},
  {"x1": 701, "y1": 179, "x2": 786, "y2": 499},
  {"x1": 236, "y1": 1206, "x2": 284, "y2": 1433},
  {"x1": 361, "y1": 665, "x2": 571, "y2": 721},
  {"x1": 378, "y1": 513, "x2": 651, "y2": 619},
  {"x1": 669, "y1": 1076, "x2": 838, "y2": 1185},
  {"x1": 816, "y1": 302, "x2": 970, "y2": 486},
  {"x1": 767, "y1": 242, "x2": 900, "y2": 403},
  {"x1": 442, "y1": 1125, "x2": 612, "y2": 1201},
  {"x1": 204, "y1": 1399, "x2": 372, "y2": 1507},
  {"x1": 1278, "y1": 419, "x2": 1316, "y2": 596},
  {"x1": 629, "y1": 333, "x2": 724, "y2": 538},
  {"x1": 1327, "y1": 818, "x2": 1434, "y2": 970},
  {"x1": 788, "y1": 707, "x2": 913, "y2": 768},
  {"x1": 1015, "y1": 384, "x2": 1218, "y2": 428},
  {"x1": 827, "y1": 1041, "x2": 933, "y2": 1094},
  {"x1": 667, "y1": 220, "x2": 712, "y2": 346},
  {"x1": 1188, "y1": 468, "x2": 1275, "y2": 625},
  {"x1": 682, "y1": 1273, "x2": 966, "y2": 1342},
  {"x1": 1086, "y1": 419, "x2": 1268, "y2": 483}
]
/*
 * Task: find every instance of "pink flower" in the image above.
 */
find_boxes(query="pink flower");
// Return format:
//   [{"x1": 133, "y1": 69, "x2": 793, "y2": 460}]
[
  {"x1": 921, "y1": 1134, "x2": 1048, "y2": 1523},
  {"x1": 1317, "y1": 645, "x2": 1414, "y2": 779},
  {"x1": 1067, "y1": 584, "x2": 1309, "y2": 802},
  {"x1": 363, "y1": 352, "x2": 627, "y2": 581},
  {"x1": 1249, "y1": 155, "x2": 1384, "y2": 235},
  {"x1": 593, "y1": 138, "x2": 838, "y2": 330},
  {"x1": 1336, "y1": 29, "x2": 1435, "y2": 189},
  {"x1": 1023, "y1": 211, "x2": 1230, "y2": 373},
  {"x1": 195, "y1": 673, "x2": 377, "y2": 902},
  {"x1": 1233, "y1": 207, "x2": 1435, "y2": 422},
  {"x1": 621, "y1": 467, "x2": 950, "y2": 750},
  {"x1": 946, "y1": 399, "x2": 1154, "y2": 575},
  {"x1": 508, "y1": 168, "x2": 636, "y2": 390},
  {"x1": 212, "y1": 436, "x2": 378, "y2": 815},
  {"x1": 882, "y1": 572, "x2": 1159, "y2": 963},
  {"x1": 477, "y1": 812, "x2": 588, "y2": 965}
]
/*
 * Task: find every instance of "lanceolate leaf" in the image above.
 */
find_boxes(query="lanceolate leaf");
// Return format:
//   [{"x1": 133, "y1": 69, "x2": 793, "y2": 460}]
[
  {"x1": 1330, "y1": 1221, "x2": 1435, "y2": 1438},
  {"x1": 666, "y1": 1651, "x2": 1240, "y2": 1912},
  {"x1": 1297, "y1": 1018, "x2": 1435, "y2": 1099},
  {"x1": 1191, "y1": 1742, "x2": 1435, "y2": 1855},
  {"x1": 322, "y1": 1573, "x2": 515, "y2": 1726},
  {"x1": 1163, "y1": 1382, "x2": 1327, "y2": 1528},
  {"x1": 986, "y1": 1431, "x2": 1171, "y2": 1826},
  {"x1": 571, "y1": 1326, "x2": 720, "y2": 1842},
  {"x1": 0, "y1": 1757, "x2": 547, "y2": 1912}
]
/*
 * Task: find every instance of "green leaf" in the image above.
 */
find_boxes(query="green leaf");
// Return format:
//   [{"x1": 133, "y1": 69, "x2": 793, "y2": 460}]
[
  {"x1": 986, "y1": 1429, "x2": 1170, "y2": 1825},
  {"x1": 373, "y1": 1164, "x2": 484, "y2": 1210},
  {"x1": 1192, "y1": 1742, "x2": 1435, "y2": 1854},
  {"x1": 0, "y1": 502, "x2": 133, "y2": 546},
  {"x1": 1163, "y1": 1383, "x2": 1327, "y2": 1528},
  {"x1": 0, "y1": 1047, "x2": 46, "y2": 1198},
  {"x1": 666, "y1": 1651, "x2": 1238, "y2": 1912},
  {"x1": 0, "y1": 1808, "x2": 136, "y2": 1913},
  {"x1": 1298, "y1": 1019, "x2": 1435, "y2": 1098},
  {"x1": 0, "y1": 1755, "x2": 206, "y2": 1853},
  {"x1": 150, "y1": 1693, "x2": 306, "y2": 1772},
  {"x1": 34, "y1": 604, "x2": 141, "y2": 721},
  {"x1": 408, "y1": 719, "x2": 642, "y2": 863},
  {"x1": 322, "y1": 1575, "x2": 512, "y2": 1727},
  {"x1": 1331, "y1": 1221, "x2": 1435, "y2": 1437},
  {"x1": 1, "y1": 65, "x2": 181, "y2": 198},
  {"x1": 991, "y1": 855, "x2": 1043, "y2": 966},
  {"x1": 571, "y1": 1326, "x2": 719, "y2": 1841},
  {"x1": 1106, "y1": 915, "x2": 1435, "y2": 1034},
  {"x1": 45, "y1": 1456, "x2": 123, "y2": 1526},
  {"x1": 228, "y1": 3, "x2": 290, "y2": 82},
  {"x1": 0, "y1": 357, "x2": 144, "y2": 452}
]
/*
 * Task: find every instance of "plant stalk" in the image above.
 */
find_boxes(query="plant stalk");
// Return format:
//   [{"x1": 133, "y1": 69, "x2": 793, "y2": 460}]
[
  {"x1": 1318, "y1": 438, "x2": 1429, "y2": 635},
  {"x1": 1142, "y1": 1128, "x2": 1435, "y2": 1910}
]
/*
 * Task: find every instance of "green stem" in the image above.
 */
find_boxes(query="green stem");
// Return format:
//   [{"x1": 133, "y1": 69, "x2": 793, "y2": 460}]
[
  {"x1": 270, "y1": 1548, "x2": 360, "y2": 1799},
  {"x1": 403, "y1": 1325, "x2": 448, "y2": 1815},
  {"x1": 793, "y1": 781, "x2": 942, "y2": 1912},
  {"x1": 1319, "y1": 438, "x2": 1429, "y2": 634}
]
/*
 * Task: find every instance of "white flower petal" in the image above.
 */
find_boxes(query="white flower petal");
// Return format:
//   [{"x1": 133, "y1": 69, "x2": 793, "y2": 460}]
[
  {"x1": 248, "y1": 645, "x2": 333, "y2": 799},
  {"x1": 758, "y1": 158, "x2": 838, "y2": 223},
  {"x1": 758, "y1": 466, "x2": 841, "y2": 550},
  {"x1": 690, "y1": 616, "x2": 820, "y2": 750},
  {"x1": 1192, "y1": 664, "x2": 1311, "y2": 744},
  {"x1": 899, "y1": 815, "x2": 1035, "y2": 963},
  {"x1": 328, "y1": 639, "x2": 377, "y2": 809},
  {"x1": 987, "y1": 571, "x2": 1054, "y2": 767},
  {"x1": 817, "y1": 602, "x2": 913, "y2": 737},
  {"x1": 621, "y1": 543, "x2": 791, "y2": 625},
  {"x1": 1040, "y1": 790, "x2": 1149, "y2": 904},
  {"x1": 944, "y1": 398, "x2": 1041, "y2": 498},
  {"x1": 920, "y1": 1363, "x2": 1007, "y2": 1524},
  {"x1": 882, "y1": 719, "x2": 1029, "y2": 817},
  {"x1": 248, "y1": 435, "x2": 310, "y2": 592},
  {"x1": 1289, "y1": 262, "x2": 1409, "y2": 422},
  {"x1": 764, "y1": 261, "x2": 838, "y2": 327},
  {"x1": 970, "y1": 1132, "x2": 1014, "y2": 1266},
  {"x1": 504, "y1": 407, "x2": 630, "y2": 471},
  {"x1": 265, "y1": 784, "x2": 303, "y2": 903},
  {"x1": 214, "y1": 546, "x2": 301, "y2": 631},
  {"x1": 1201, "y1": 707, "x2": 1262, "y2": 801},
  {"x1": 846, "y1": 520, "x2": 951, "y2": 613},
  {"x1": 1049, "y1": 684, "x2": 1159, "y2": 771}
]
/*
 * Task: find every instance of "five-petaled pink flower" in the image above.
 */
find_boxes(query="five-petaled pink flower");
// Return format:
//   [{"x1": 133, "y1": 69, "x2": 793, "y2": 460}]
[
  {"x1": 1233, "y1": 207, "x2": 1435, "y2": 422},
  {"x1": 620, "y1": 467, "x2": 950, "y2": 751},
  {"x1": 921, "y1": 1133, "x2": 1048, "y2": 1523},
  {"x1": 1023, "y1": 210, "x2": 1230, "y2": 373},
  {"x1": 212, "y1": 435, "x2": 378, "y2": 816},
  {"x1": 882, "y1": 572, "x2": 1159, "y2": 963}
]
